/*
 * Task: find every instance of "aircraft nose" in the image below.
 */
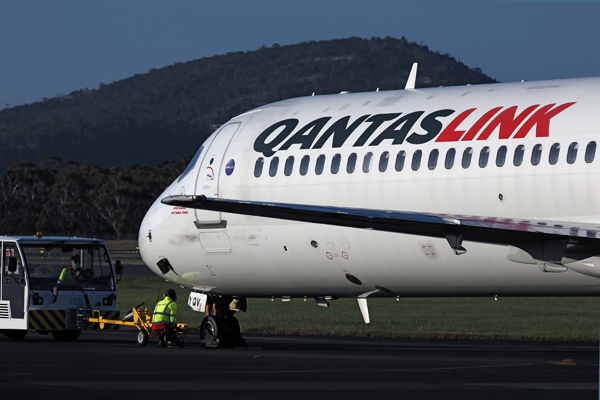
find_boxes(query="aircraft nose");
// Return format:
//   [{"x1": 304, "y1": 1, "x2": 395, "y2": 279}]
[{"x1": 138, "y1": 199, "x2": 163, "y2": 277}]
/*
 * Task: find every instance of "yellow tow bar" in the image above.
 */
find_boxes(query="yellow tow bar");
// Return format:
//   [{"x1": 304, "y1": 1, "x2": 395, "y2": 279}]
[{"x1": 86, "y1": 306, "x2": 200, "y2": 346}]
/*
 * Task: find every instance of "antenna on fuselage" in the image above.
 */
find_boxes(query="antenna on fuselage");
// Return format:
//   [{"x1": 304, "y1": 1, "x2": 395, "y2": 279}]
[{"x1": 405, "y1": 62, "x2": 418, "y2": 89}]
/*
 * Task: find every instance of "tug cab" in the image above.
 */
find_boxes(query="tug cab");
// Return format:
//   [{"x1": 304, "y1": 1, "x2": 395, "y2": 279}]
[{"x1": 0, "y1": 235, "x2": 121, "y2": 341}]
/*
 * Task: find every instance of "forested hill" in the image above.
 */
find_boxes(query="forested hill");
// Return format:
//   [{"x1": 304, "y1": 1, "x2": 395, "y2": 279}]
[{"x1": 0, "y1": 36, "x2": 496, "y2": 172}]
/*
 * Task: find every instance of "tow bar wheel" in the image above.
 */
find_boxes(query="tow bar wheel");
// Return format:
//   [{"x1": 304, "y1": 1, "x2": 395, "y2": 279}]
[{"x1": 137, "y1": 330, "x2": 149, "y2": 346}]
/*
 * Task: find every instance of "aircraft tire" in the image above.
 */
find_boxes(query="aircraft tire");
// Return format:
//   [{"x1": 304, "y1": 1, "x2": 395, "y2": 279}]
[
  {"x1": 1, "y1": 329, "x2": 27, "y2": 340},
  {"x1": 200, "y1": 315, "x2": 222, "y2": 348},
  {"x1": 222, "y1": 316, "x2": 241, "y2": 338},
  {"x1": 51, "y1": 330, "x2": 81, "y2": 342},
  {"x1": 137, "y1": 330, "x2": 149, "y2": 346}
]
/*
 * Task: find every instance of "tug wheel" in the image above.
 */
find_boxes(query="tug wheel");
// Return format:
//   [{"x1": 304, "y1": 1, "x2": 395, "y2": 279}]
[
  {"x1": 137, "y1": 330, "x2": 149, "y2": 346},
  {"x1": 1, "y1": 329, "x2": 27, "y2": 340}
]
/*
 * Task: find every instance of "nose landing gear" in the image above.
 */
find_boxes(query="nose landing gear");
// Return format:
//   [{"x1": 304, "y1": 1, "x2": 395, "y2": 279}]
[{"x1": 200, "y1": 295, "x2": 246, "y2": 349}]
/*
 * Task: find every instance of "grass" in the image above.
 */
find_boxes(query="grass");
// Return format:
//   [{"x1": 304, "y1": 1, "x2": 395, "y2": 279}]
[
  {"x1": 105, "y1": 240, "x2": 139, "y2": 251},
  {"x1": 115, "y1": 277, "x2": 600, "y2": 342}
]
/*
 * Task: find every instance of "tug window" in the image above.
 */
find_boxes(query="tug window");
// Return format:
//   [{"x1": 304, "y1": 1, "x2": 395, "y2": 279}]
[
  {"x1": 379, "y1": 152, "x2": 390, "y2": 172},
  {"x1": 300, "y1": 155, "x2": 310, "y2": 176},
  {"x1": 331, "y1": 154, "x2": 341, "y2": 174},
  {"x1": 428, "y1": 149, "x2": 439, "y2": 170},
  {"x1": 479, "y1": 147, "x2": 490, "y2": 168},
  {"x1": 254, "y1": 157, "x2": 264, "y2": 177},
  {"x1": 462, "y1": 147, "x2": 473, "y2": 169},
  {"x1": 496, "y1": 146, "x2": 507, "y2": 167},
  {"x1": 585, "y1": 141, "x2": 596, "y2": 163},
  {"x1": 445, "y1": 148, "x2": 455, "y2": 169},
  {"x1": 411, "y1": 150, "x2": 422, "y2": 171},
  {"x1": 363, "y1": 152, "x2": 373, "y2": 173},
  {"x1": 347, "y1": 153, "x2": 357, "y2": 173},
  {"x1": 567, "y1": 142, "x2": 578, "y2": 164},
  {"x1": 531, "y1": 144, "x2": 542, "y2": 166},
  {"x1": 269, "y1": 157, "x2": 279, "y2": 177},
  {"x1": 284, "y1": 156, "x2": 294, "y2": 176},
  {"x1": 315, "y1": 155, "x2": 326, "y2": 175},
  {"x1": 513, "y1": 145, "x2": 525, "y2": 166},
  {"x1": 395, "y1": 151, "x2": 406, "y2": 172},
  {"x1": 549, "y1": 143, "x2": 560, "y2": 165}
]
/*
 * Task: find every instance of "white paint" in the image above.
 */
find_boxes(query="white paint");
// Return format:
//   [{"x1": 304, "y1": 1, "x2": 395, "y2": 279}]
[{"x1": 139, "y1": 77, "x2": 600, "y2": 301}]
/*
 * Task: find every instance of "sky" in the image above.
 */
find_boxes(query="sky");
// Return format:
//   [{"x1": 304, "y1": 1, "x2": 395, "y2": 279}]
[{"x1": 1, "y1": 0, "x2": 599, "y2": 107}]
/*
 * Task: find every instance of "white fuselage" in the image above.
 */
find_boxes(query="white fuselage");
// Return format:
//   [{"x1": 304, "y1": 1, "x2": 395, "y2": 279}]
[{"x1": 139, "y1": 77, "x2": 600, "y2": 298}]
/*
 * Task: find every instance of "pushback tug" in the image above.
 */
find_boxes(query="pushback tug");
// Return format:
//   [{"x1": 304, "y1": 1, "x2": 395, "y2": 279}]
[{"x1": 0, "y1": 233, "x2": 122, "y2": 341}]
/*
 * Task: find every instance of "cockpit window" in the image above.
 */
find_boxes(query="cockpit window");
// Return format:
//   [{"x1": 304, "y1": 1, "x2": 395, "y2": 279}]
[
  {"x1": 177, "y1": 146, "x2": 204, "y2": 182},
  {"x1": 24, "y1": 245, "x2": 115, "y2": 291}
]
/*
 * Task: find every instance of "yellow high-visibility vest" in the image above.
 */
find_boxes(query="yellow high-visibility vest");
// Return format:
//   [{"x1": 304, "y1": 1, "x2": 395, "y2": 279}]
[{"x1": 152, "y1": 296, "x2": 178, "y2": 326}]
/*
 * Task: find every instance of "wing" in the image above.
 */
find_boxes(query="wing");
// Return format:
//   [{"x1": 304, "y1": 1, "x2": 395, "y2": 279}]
[{"x1": 162, "y1": 195, "x2": 600, "y2": 270}]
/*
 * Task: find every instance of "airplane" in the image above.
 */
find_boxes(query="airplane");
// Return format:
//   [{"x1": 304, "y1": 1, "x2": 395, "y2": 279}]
[{"x1": 138, "y1": 64, "x2": 600, "y2": 348}]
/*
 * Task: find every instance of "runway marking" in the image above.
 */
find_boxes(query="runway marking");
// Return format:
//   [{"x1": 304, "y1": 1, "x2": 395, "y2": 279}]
[
  {"x1": 182, "y1": 363, "x2": 536, "y2": 374},
  {"x1": 548, "y1": 359, "x2": 577, "y2": 366},
  {"x1": 378, "y1": 363, "x2": 534, "y2": 372}
]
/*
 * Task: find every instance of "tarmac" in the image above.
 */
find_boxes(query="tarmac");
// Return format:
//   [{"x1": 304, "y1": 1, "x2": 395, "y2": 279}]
[{"x1": 0, "y1": 330, "x2": 597, "y2": 400}]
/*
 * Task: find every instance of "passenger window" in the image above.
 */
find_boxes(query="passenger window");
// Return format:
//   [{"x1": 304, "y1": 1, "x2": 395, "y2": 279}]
[
  {"x1": 300, "y1": 155, "x2": 310, "y2": 176},
  {"x1": 549, "y1": 143, "x2": 560, "y2": 165},
  {"x1": 347, "y1": 153, "x2": 357, "y2": 173},
  {"x1": 379, "y1": 152, "x2": 390, "y2": 172},
  {"x1": 496, "y1": 146, "x2": 507, "y2": 167},
  {"x1": 531, "y1": 144, "x2": 542, "y2": 166},
  {"x1": 331, "y1": 154, "x2": 341, "y2": 174},
  {"x1": 315, "y1": 155, "x2": 326, "y2": 175},
  {"x1": 428, "y1": 149, "x2": 439, "y2": 170},
  {"x1": 585, "y1": 141, "x2": 596, "y2": 163},
  {"x1": 411, "y1": 150, "x2": 422, "y2": 171},
  {"x1": 269, "y1": 157, "x2": 279, "y2": 177},
  {"x1": 567, "y1": 142, "x2": 578, "y2": 164},
  {"x1": 462, "y1": 147, "x2": 473, "y2": 169},
  {"x1": 479, "y1": 147, "x2": 490, "y2": 168},
  {"x1": 445, "y1": 148, "x2": 455, "y2": 169},
  {"x1": 363, "y1": 152, "x2": 373, "y2": 173},
  {"x1": 395, "y1": 151, "x2": 406, "y2": 172},
  {"x1": 254, "y1": 158, "x2": 264, "y2": 177},
  {"x1": 513, "y1": 145, "x2": 525, "y2": 166},
  {"x1": 284, "y1": 156, "x2": 294, "y2": 176}
]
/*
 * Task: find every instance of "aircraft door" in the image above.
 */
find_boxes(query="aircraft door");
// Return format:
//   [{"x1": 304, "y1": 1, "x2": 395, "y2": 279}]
[
  {"x1": 194, "y1": 122, "x2": 241, "y2": 226},
  {"x1": 1, "y1": 242, "x2": 27, "y2": 325}
]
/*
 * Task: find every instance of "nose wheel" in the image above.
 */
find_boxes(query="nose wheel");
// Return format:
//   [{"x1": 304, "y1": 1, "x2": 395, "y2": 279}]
[{"x1": 200, "y1": 315, "x2": 245, "y2": 349}]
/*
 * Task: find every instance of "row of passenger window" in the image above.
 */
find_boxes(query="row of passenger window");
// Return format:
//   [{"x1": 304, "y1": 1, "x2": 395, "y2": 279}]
[{"x1": 254, "y1": 141, "x2": 597, "y2": 178}]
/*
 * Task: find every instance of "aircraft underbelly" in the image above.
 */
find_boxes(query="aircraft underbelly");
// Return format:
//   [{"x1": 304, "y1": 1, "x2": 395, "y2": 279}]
[{"x1": 144, "y1": 213, "x2": 600, "y2": 297}]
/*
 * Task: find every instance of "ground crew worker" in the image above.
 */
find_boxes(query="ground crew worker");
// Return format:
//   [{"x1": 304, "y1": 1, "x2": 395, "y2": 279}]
[
  {"x1": 152, "y1": 289, "x2": 184, "y2": 348},
  {"x1": 57, "y1": 255, "x2": 84, "y2": 285},
  {"x1": 205, "y1": 295, "x2": 215, "y2": 317}
]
